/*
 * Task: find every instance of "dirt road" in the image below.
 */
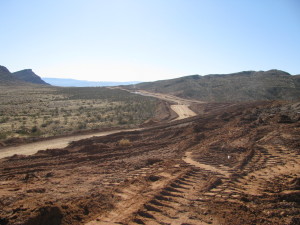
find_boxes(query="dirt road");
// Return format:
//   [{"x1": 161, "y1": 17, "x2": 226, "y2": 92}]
[
  {"x1": 133, "y1": 90, "x2": 200, "y2": 120},
  {"x1": 0, "y1": 129, "x2": 137, "y2": 159},
  {"x1": 133, "y1": 90, "x2": 203, "y2": 105},
  {"x1": 171, "y1": 104, "x2": 197, "y2": 120}
]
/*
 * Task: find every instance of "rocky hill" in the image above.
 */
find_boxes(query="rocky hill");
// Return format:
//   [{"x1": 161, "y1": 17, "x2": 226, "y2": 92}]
[
  {"x1": 13, "y1": 69, "x2": 49, "y2": 85},
  {"x1": 132, "y1": 70, "x2": 300, "y2": 102},
  {"x1": 0, "y1": 66, "x2": 24, "y2": 85}
]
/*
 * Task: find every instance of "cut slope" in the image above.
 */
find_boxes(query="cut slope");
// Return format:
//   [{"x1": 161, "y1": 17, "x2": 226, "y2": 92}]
[{"x1": 133, "y1": 70, "x2": 300, "y2": 102}]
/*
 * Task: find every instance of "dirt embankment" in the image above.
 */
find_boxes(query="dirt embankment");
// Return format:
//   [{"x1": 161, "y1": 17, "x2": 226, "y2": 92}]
[
  {"x1": 0, "y1": 101, "x2": 300, "y2": 225},
  {"x1": 0, "y1": 130, "x2": 137, "y2": 159}
]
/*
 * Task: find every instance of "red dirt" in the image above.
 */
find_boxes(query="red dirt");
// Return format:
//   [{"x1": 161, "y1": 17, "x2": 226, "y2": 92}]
[{"x1": 0, "y1": 100, "x2": 299, "y2": 225}]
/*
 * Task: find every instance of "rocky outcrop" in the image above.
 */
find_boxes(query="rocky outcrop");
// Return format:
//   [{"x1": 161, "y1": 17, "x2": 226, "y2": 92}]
[{"x1": 13, "y1": 69, "x2": 49, "y2": 85}]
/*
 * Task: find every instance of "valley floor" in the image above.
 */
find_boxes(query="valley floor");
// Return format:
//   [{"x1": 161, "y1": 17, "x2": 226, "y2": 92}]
[{"x1": 0, "y1": 90, "x2": 196, "y2": 158}]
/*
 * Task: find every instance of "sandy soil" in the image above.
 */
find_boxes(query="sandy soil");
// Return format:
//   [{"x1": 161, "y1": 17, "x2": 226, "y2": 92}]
[
  {"x1": 135, "y1": 90, "x2": 199, "y2": 120},
  {"x1": 0, "y1": 100, "x2": 299, "y2": 225},
  {"x1": 170, "y1": 105, "x2": 197, "y2": 120}
]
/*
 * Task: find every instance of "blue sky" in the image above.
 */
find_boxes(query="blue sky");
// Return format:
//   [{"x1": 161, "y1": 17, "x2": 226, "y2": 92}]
[{"x1": 1, "y1": 0, "x2": 299, "y2": 81}]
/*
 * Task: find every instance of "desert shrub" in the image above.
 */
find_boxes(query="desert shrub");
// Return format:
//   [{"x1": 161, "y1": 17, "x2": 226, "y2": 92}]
[
  {"x1": 31, "y1": 126, "x2": 38, "y2": 133},
  {"x1": 78, "y1": 122, "x2": 87, "y2": 130},
  {"x1": 16, "y1": 127, "x2": 29, "y2": 135},
  {"x1": 0, "y1": 132, "x2": 7, "y2": 140},
  {"x1": 0, "y1": 117, "x2": 9, "y2": 123},
  {"x1": 54, "y1": 120, "x2": 60, "y2": 124},
  {"x1": 119, "y1": 138, "x2": 131, "y2": 146},
  {"x1": 0, "y1": 86, "x2": 157, "y2": 141},
  {"x1": 41, "y1": 123, "x2": 48, "y2": 128},
  {"x1": 118, "y1": 117, "x2": 127, "y2": 125}
]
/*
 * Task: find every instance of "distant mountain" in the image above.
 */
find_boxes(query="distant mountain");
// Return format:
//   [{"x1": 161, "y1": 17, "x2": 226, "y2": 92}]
[
  {"x1": 130, "y1": 70, "x2": 300, "y2": 102},
  {"x1": 13, "y1": 69, "x2": 49, "y2": 85},
  {"x1": 0, "y1": 65, "x2": 13, "y2": 80},
  {"x1": 0, "y1": 66, "x2": 26, "y2": 85},
  {"x1": 43, "y1": 78, "x2": 140, "y2": 87}
]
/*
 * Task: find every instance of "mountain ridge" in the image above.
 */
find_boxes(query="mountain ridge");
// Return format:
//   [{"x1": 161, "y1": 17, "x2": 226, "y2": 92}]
[
  {"x1": 0, "y1": 65, "x2": 49, "y2": 86},
  {"x1": 130, "y1": 69, "x2": 300, "y2": 102},
  {"x1": 13, "y1": 69, "x2": 49, "y2": 85},
  {"x1": 0, "y1": 66, "x2": 26, "y2": 85}
]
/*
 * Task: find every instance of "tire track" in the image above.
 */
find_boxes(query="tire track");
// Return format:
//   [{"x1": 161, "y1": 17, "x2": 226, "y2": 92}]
[
  {"x1": 129, "y1": 167, "x2": 220, "y2": 225},
  {"x1": 85, "y1": 164, "x2": 190, "y2": 225},
  {"x1": 126, "y1": 143, "x2": 300, "y2": 224}
]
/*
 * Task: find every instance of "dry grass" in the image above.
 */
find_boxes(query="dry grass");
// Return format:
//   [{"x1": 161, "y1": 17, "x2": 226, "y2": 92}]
[
  {"x1": 0, "y1": 85, "x2": 157, "y2": 141},
  {"x1": 118, "y1": 138, "x2": 131, "y2": 146}
]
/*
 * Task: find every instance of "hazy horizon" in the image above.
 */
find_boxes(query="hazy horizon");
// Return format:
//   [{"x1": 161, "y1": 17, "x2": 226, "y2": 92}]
[
  {"x1": 40, "y1": 68, "x2": 298, "y2": 83},
  {"x1": 1, "y1": 0, "x2": 299, "y2": 82}
]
